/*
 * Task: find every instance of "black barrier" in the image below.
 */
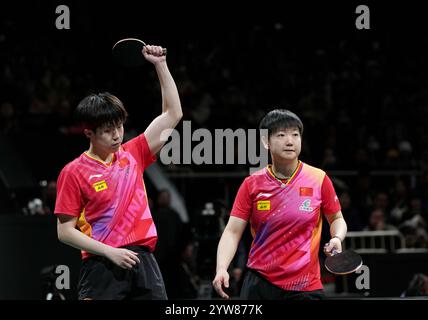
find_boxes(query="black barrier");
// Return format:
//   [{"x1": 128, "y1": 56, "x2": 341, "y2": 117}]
[
  {"x1": 0, "y1": 215, "x2": 80, "y2": 299},
  {"x1": 335, "y1": 252, "x2": 428, "y2": 297}
]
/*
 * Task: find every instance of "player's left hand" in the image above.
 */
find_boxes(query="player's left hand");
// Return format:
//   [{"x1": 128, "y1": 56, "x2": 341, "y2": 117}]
[{"x1": 324, "y1": 237, "x2": 342, "y2": 256}]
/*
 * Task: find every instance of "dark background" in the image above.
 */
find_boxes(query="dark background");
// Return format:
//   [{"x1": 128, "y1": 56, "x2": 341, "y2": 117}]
[{"x1": 1, "y1": 1, "x2": 428, "y2": 299}]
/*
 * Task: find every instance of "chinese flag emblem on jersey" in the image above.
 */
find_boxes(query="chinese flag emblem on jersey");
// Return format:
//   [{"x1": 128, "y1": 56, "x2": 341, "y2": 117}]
[{"x1": 300, "y1": 187, "x2": 313, "y2": 197}]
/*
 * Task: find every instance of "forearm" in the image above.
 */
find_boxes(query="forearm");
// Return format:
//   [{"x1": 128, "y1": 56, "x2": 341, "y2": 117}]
[
  {"x1": 329, "y1": 217, "x2": 348, "y2": 241},
  {"x1": 58, "y1": 227, "x2": 112, "y2": 257},
  {"x1": 216, "y1": 229, "x2": 241, "y2": 272},
  {"x1": 154, "y1": 61, "x2": 182, "y2": 118}
]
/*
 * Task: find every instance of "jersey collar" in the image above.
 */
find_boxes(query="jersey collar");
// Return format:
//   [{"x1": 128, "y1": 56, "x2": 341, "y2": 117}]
[
  {"x1": 266, "y1": 160, "x2": 303, "y2": 187},
  {"x1": 83, "y1": 152, "x2": 117, "y2": 168}
]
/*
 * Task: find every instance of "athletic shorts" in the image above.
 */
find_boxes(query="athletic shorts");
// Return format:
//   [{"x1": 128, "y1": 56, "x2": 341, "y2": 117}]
[
  {"x1": 240, "y1": 268, "x2": 325, "y2": 300},
  {"x1": 77, "y1": 245, "x2": 167, "y2": 300}
]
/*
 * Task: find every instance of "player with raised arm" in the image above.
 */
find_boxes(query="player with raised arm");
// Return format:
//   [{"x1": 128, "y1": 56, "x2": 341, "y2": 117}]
[{"x1": 55, "y1": 45, "x2": 182, "y2": 300}]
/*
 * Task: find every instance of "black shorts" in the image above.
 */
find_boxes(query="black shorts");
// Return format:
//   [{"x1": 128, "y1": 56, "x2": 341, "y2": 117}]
[
  {"x1": 77, "y1": 246, "x2": 167, "y2": 300},
  {"x1": 240, "y1": 269, "x2": 325, "y2": 300}
]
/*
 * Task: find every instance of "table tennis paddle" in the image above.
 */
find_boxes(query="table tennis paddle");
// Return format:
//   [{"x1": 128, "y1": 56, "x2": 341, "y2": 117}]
[
  {"x1": 112, "y1": 38, "x2": 167, "y2": 67},
  {"x1": 324, "y1": 249, "x2": 363, "y2": 275}
]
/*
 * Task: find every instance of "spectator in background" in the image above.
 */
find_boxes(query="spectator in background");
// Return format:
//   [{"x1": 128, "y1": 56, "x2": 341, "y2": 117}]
[
  {"x1": 418, "y1": 171, "x2": 428, "y2": 214},
  {"x1": 398, "y1": 139, "x2": 416, "y2": 169},
  {"x1": 321, "y1": 147, "x2": 337, "y2": 170},
  {"x1": 384, "y1": 148, "x2": 401, "y2": 169},
  {"x1": 153, "y1": 189, "x2": 185, "y2": 296},
  {"x1": 23, "y1": 198, "x2": 47, "y2": 216},
  {"x1": 390, "y1": 178, "x2": 409, "y2": 226},
  {"x1": 372, "y1": 191, "x2": 390, "y2": 214},
  {"x1": 339, "y1": 191, "x2": 363, "y2": 231},
  {"x1": 22, "y1": 180, "x2": 57, "y2": 216},
  {"x1": 364, "y1": 191, "x2": 393, "y2": 230},
  {"x1": 363, "y1": 209, "x2": 397, "y2": 231},
  {"x1": 398, "y1": 193, "x2": 428, "y2": 248},
  {"x1": 352, "y1": 173, "x2": 373, "y2": 225},
  {"x1": 174, "y1": 239, "x2": 200, "y2": 299},
  {"x1": 41, "y1": 180, "x2": 57, "y2": 214}
]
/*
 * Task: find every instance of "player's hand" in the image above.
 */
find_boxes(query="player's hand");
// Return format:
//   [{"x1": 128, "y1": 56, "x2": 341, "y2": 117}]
[
  {"x1": 105, "y1": 247, "x2": 140, "y2": 269},
  {"x1": 212, "y1": 269, "x2": 230, "y2": 299},
  {"x1": 142, "y1": 45, "x2": 166, "y2": 64},
  {"x1": 324, "y1": 237, "x2": 342, "y2": 257}
]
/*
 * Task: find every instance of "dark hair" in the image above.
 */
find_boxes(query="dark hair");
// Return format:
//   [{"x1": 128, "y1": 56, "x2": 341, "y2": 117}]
[
  {"x1": 259, "y1": 109, "x2": 303, "y2": 137},
  {"x1": 74, "y1": 92, "x2": 128, "y2": 131}
]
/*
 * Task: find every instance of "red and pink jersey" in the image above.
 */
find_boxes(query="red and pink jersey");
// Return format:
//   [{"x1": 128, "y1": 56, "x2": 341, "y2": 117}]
[
  {"x1": 54, "y1": 134, "x2": 157, "y2": 259},
  {"x1": 231, "y1": 161, "x2": 341, "y2": 291}
]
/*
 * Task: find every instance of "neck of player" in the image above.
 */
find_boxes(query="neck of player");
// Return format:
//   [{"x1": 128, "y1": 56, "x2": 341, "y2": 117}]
[
  {"x1": 272, "y1": 158, "x2": 299, "y2": 179},
  {"x1": 88, "y1": 145, "x2": 113, "y2": 164}
]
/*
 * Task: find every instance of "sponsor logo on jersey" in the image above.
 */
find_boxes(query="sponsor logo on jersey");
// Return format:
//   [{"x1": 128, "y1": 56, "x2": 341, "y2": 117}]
[
  {"x1": 93, "y1": 180, "x2": 108, "y2": 192},
  {"x1": 89, "y1": 174, "x2": 103, "y2": 181},
  {"x1": 257, "y1": 200, "x2": 270, "y2": 211},
  {"x1": 256, "y1": 192, "x2": 272, "y2": 198},
  {"x1": 299, "y1": 199, "x2": 314, "y2": 212}
]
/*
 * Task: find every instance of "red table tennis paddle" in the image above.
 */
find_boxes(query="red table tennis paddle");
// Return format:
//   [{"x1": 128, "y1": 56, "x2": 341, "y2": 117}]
[
  {"x1": 325, "y1": 249, "x2": 363, "y2": 275},
  {"x1": 112, "y1": 38, "x2": 167, "y2": 67}
]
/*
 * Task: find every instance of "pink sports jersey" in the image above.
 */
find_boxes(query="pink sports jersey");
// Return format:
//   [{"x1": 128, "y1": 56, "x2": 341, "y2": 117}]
[
  {"x1": 231, "y1": 161, "x2": 341, "y2": 291},
  {"x1": 54, "y1": 133, "x2": 157, "y2": 259}
]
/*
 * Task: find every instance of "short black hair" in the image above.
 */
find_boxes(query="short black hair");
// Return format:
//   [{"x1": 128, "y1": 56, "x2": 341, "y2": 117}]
[
  {"x1": 74, "y1": 92, "x2": 128, "y2": 131},
  {"x1": 259, "y1": 109, "x2": 304, "y2": 137}
]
